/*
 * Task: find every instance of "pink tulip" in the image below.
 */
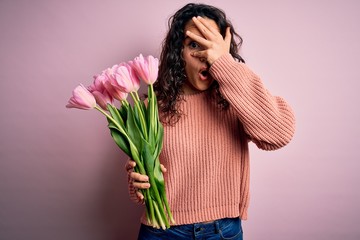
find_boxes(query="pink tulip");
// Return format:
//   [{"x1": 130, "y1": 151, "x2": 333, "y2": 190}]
[
  {"x1": 92, "y1": 90, "x2": 113, "y2": 110},
  {"x1": 88, "y1": 74, "x2": 108, "y2": 93},
  {"x1": 103, "y1": 80, "x2": 128, "y2": 101},
  {"x1": 129, "y1": 54, "x2": 159, "y2": 85},
  {"x1": 107, "y1": 63, "x2": 140, "y2": 93},
  {"x1": 98, "y1": 66, "x2": 128, "y2": 100},
  {"x1": 87, "y1": 73, "x2": 115, "y2": 109},
  {"x1": 66, "y1": 84, "x2": 96, "y2": 110}
]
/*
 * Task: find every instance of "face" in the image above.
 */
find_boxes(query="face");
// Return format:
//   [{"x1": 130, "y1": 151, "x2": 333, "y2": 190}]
[{"x1": 182, "y1": 17, "x2": 220, "y2": 95}]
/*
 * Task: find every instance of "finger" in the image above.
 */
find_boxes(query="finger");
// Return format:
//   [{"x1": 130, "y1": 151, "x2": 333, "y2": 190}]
[
  {"x1": 224, "y1": 27, "x2": 231, "y2": 50},
  {"x1": 160, "y1": 164, "x2": 167, "y2": 173},
  {"x1": 185, "y1": 30, "x2": 211, "y2": 48},
  {"x1": 136, "y1": 191, "x2": 144, "y2": 200},
  {"x1": 125, "y1": 160, "x2": 136, "y2": 171},
  {"x1": 196, "y1": 16, "x2": 220, "y2": 37},
  {"x1": 133, "y1": 181, "x2": 151, "y2": 189},
  {"x1": 191, "y1": 50, "x2": 207, "y2": 59},
  {"x1": 130, "y1": 172, "x2": 149, "y2": 182},
  {"x1": 137, "y1": 191, "x2": 145, "y2": 205},
  {"x1": 191, "y1": 16, "x2": 214, "y2": 40}
]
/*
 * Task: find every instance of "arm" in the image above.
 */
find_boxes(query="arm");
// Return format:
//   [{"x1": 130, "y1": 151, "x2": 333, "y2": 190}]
[
  {"x1": 209, "y1": 54, "x2": 295, "y2": 150},
  {"x1": 186, "y1": 16, "x2": 295, "y2": 150}
]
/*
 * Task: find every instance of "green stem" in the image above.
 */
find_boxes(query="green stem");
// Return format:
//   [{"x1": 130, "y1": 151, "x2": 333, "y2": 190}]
[
  {"x1": 148, "y1": 84, "x2": 157, "y2": 135},
  {"x1": 121, "y1": 100, "x2": 128, "y2": 106},
  {"x1": 94, "y1": 105, "x2": 146, "y2": 174},
  {"x1": 130, "y1": 92, "x2": 148, "y2": 140},
  {"x1": 129, "y1": 92, "x2": 137, "y2": 102},
  {"x1": 146, "y1": 190, "x2": 155, "y2": 227},
  {"x1": 147, "y1": 176, "x2": 169, "y2": 228},
  {"x1": 134, "y1": 91, "x2": 141, "y2": 102},
  {"x1": 163, "y1": 194, "x2": 175, "y2": 224},
  {"x1": 95, "y1": 106, "x2": 123, "y2": 133},
  {"x1": 153, "y1": 201, "x2": 166, "y2": 230}
]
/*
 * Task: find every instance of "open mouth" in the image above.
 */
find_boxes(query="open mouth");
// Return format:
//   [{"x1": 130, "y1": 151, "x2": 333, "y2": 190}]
[
  {"x1": 200, "y1": 70, "x2": 208, "y2": 77},
  {"x1": 199, "y1": 69, "x2": 209, "y2": 80}
]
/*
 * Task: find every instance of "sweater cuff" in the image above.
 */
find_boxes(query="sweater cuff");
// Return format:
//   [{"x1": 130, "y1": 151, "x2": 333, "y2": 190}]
[
  {"x1": 209, "y1": 53, "x2": 259, "y2": 92},
  {"x1": 209, "y1": 53, "x2": 237, "y2": 79}
]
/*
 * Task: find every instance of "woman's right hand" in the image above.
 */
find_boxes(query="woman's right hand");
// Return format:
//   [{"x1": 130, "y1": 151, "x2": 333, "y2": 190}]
[{"x1": 125, "y1": 159, "x2": 167, "y2": 203}]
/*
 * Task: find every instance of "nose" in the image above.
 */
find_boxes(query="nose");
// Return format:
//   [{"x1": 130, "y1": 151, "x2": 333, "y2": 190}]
[{"x1": 200, "y1": 57, "x2": 206, "y2": 62}]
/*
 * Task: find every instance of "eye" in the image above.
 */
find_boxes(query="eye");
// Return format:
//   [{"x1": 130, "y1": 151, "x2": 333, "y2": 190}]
[{"x1": 189, "y1": 41, "x2": 200, "y2": 49}]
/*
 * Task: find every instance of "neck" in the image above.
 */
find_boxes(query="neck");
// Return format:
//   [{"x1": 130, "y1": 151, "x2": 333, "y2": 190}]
[{"x1": 182, "y1": 85, "x2": 202, "y2": 95}]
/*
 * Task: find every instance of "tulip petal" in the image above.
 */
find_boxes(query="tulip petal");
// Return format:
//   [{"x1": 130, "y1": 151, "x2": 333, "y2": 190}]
[
  {"x1": 66, "y1": 84, "x2": 96, "y2": 110},
  {"x1": 130, "y1": 54, "x2": 159, "y2": 85},
  {"x1": 92, "y1": 90, "x2": 113, "y2": 110}
]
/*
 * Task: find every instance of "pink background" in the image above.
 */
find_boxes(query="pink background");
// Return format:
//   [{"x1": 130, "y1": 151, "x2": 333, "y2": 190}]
[{"x1": 1, "y1": 0, "x2": 359, "y2": 239}]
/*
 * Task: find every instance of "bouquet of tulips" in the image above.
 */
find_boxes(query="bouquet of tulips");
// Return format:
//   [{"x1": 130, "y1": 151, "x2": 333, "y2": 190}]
[{"x1": 66, "y1": 54, "x2": 174, "y2": 229}]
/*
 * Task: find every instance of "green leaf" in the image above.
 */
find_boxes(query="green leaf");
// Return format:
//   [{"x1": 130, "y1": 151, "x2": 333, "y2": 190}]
[
  {"x1": 129, "y1": 141, "x2": 140, "y2": 165},
  {"x1": 119, "y1": 102, "x2": 128, "y2": 124},
  {"x1": 141, "y1": 136, "x2": 170, "y2": 229},
  {"x1": 141, "y1": 139, "x2": 157, "y2": 201},
  {"x1": 141, "y1": 139, "x2": 156, "y2": 178},
  {"x1": 133, "y1": 102, "x2": 145, "y2": 136},
  {"x1": 146, "y1": 86, "x2": 152, "y2": 126},
  {"x1": 107, "y1": 104, "x2": 124, "y2": 127},
  {"x1": 140, "y1": 101, "x2": 147, "y2": 123},
  {"x1": 126, "y1": 105, "x2": 142, "y2": 151},
  {"x1": 108, "y1": 126, "x2": 130, "y2": 156},
  {"x1": 153, "y1": 94, "x2": 160, "y2": 123},
  {"x1": 154, "y1": 157, "x2": 165, "y2": 197},
  {"x1": 154, "y1": 123, "x2": 164, "y2": 158}
]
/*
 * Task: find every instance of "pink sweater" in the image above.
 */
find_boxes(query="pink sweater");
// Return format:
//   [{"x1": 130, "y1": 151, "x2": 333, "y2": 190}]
[{"x1": 129, "y1": 54, "x2": 296, "y2": 225}]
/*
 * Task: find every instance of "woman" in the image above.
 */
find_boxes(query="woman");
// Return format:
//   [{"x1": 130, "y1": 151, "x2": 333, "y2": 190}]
[{"x1": 126, "y1": 3, "x2": 296, "y2": 239}]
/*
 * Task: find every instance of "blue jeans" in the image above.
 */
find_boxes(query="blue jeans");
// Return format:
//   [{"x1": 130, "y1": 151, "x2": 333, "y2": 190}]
[{"x1": 138, "y1": 217, "x2": 243, "y2": 240}]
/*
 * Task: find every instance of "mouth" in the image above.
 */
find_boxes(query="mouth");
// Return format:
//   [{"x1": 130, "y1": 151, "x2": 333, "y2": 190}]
[{"x1": 199, "y1": 69, "x2": 209, "y2": 81}]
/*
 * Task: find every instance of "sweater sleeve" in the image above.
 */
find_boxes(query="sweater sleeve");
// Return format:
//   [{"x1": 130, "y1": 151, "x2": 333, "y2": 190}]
[{"x1": 209, "y1": 54, "x2": 296, "y2": 151}]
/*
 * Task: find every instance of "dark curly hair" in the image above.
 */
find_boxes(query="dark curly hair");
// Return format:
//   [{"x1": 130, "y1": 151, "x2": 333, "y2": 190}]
[{"x1": 154, "y1": 3, "x2": 245, "y2": 125}]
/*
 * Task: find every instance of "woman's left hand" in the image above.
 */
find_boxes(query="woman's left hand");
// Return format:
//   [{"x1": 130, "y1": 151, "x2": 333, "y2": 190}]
[{"x1": 186, "y1": 16, "x2": 231, "y2": 65}]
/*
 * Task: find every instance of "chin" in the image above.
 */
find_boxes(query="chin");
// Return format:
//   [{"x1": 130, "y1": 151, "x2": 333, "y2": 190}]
[
  {"x1": 194, "y1": 85, "x2": 209, "y2": 92},
  {"x1": 197, "y1": 80, "x2": 213, "y2": 91}
]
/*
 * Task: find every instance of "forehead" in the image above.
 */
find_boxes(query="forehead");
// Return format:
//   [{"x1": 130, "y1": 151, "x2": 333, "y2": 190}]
[{"x1": 183, "y1": 17, "x2": 220, "y2": 37}]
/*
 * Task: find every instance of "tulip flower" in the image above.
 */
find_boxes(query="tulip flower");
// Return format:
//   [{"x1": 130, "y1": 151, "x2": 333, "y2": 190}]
[
  {"x1": 88, "y1": 74, "x2": 107, "y2": 92},
  {"x1": 129, "y1": 54, "x2": 159, "y2": 85},
  {"x1": 91, "y1": 90, "x2": 113, "y2": 110},
  {"x1": 86, "y1": 74, "x2": 114, "y2": 110},
  {"x1": 103, "y1": 78, "x2": 129, "y2": 102},
  {"x1": 106, "y1": 63, "x2": 140, "y2": 93},
  {"x1": 66, "y1": 84, "x2": 96, "y2": 110},
  {"x1": 67, "y1": 54, "x2": 173, "y2": 230}
]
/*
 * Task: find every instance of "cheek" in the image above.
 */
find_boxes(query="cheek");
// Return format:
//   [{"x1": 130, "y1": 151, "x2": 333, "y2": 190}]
[
  {"x1": 183, "y1": 51, "x2": 193, "y2": 70},
  {"x1": 183, "y1": 52, "x2": 198, "y2": 67},
  {"x1": 182, "y1": 47, "x2": 191, "y2": 60}
]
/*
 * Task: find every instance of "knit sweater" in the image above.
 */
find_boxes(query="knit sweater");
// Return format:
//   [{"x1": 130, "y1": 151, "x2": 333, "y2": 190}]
[{"x1": 129, "y1": 53, "x2": 296, "y2": 225}]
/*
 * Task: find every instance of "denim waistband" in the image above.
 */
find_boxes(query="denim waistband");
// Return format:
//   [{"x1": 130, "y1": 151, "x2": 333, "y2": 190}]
[
  {"x1": 139, "y1": 217, "x2": 242, "y2": 240},
  {"x1": 172, "y1": 217, "x2": 240, "y2": 235}
]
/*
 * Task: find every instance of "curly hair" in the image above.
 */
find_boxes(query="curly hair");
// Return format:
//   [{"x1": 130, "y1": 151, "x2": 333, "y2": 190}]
[{"x1": 154, "y1": 3, "x2": 245, "y2": 125}]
